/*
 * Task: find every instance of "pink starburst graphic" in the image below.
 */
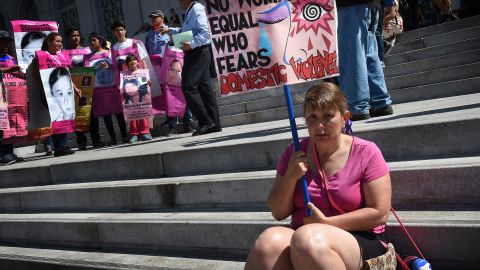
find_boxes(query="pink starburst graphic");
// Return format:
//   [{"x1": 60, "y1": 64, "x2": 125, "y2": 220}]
[{"x1": 291, "y1": 0, "x2": 335, "y2": 36}]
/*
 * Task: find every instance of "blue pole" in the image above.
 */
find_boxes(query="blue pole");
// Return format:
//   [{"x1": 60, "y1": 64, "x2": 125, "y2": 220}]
[{"x1": 283, "y1": 84, "x2": 312, "y2": 216}]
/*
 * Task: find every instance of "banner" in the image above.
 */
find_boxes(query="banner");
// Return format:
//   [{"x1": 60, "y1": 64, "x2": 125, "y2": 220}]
[
  {"x1": 205, "y1": 0, "x2": 339, "y2": 95},
  {"x1": 37, "y1": 50, "x2": 75, "y2": 134},
  {"x1": 83, "y1": 51, "x2": 123, "y2": 116},
  {"x1": 11, "y1": 20, "x2": 58, "y2": 71},
  {"x1": 1, "y1": 72, "x2": 28, "y2": 139},
  {"x1": 0, "y1": 82, "x2": 9, "y2": 130},
  {"x1": 70, "y1": 67, "x2": 95, "y2": 132},
  {"x1": 119, "y1": 69, "x2": 153, "y2": 121},
  {"x1": 152, "y1": 46, "x2": 186, "y2": 117}
]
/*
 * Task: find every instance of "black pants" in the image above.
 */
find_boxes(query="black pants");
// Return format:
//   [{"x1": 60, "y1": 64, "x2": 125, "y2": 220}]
[
  {"x1": 0, "y1": 131, "x2": 13, "y2": 155},
  {"x1": 52, "y1": 133, "x2": 68, "y2": 151},
  {"x1": 103, "y1": 112, "x2": 127, "y2": 139},
  {"x1": 182, "y1": 45, "x2": 220, "y2": 128},
  {"x1": 75, "y1": 113, "x2": 101, "y2": 145}
]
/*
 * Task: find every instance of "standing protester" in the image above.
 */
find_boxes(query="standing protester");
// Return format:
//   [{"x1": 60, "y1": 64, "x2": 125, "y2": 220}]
[
  {"x1": 146, "y1": 9, "x2": 182, "y2": 135},
  {"x1": 336, "y1": 0, "x2": 394, "y2": 121},
  {"x1": 111, "y1": 21, "x2": 150, "y2": 142},
  {"x1": 29, "y1": 32, "x2": 80, "y2": 157},
  {"x1": 64, "y1": 29, "x2": 106, "y2": 150},
  {"x1": 0, "y1": 30, "x2": 23, "y2": 164},
  {"x1": 160, "y1": 0, "x2": 221, "y2": 136},
  {"x1": 83, "y1": 32, "x2": 127, "y2": 146}
]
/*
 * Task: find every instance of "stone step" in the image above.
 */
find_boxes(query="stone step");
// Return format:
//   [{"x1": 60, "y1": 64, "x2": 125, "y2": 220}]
[
  {"x1": 384, "y1": 37, "x2": 480, "y2": 66},
  {"x1": 395, "y1": 15, "x2": 480, "y2": 44},
  {"x1": 0, "y1": 211, "x2": 477, "y2": 269},
  {"x1": 0, "y1": 156, "x2": 479, "y2": 213},
  {"x1": 219, "y1": 86, "x2": 308, "y2": 117},
  {"x1": 0, "y1": 246, "x2": 244, "y2": 270},
  {"x1": 388, "y1": 26, "x2": 480, "y2": 55},
  {"x1": 1, "y1": 93, "x2": 479, "y2": 189},
  {"x1": 390, "y1": 77, "x2": 480, "y2": 104},
  {"x1": 384, "y1": 49, "x2": 480, "y2": 78},
  {"x1": 387, "y1": 62, "x2": 480, "y2": 90}
]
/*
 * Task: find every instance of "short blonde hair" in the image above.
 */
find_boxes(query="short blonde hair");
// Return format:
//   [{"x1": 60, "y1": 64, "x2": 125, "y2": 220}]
[{"x1": 303, "y1": 82, "x2": 349, "y2": 116}]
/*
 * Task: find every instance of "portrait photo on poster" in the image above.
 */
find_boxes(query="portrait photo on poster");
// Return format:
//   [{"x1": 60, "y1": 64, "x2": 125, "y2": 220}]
[
  {"x1": 15, "y1": 31, "x2": 48, "y2": 69},
  {"x1": 122, "y1": 77, "x2": 149, "y2": 104},
  {"x1": 166, "y1": 59, "x2": 182, "y2": 86},
  {"x1": 82, "y1": 76, "x2": 92, "y2": 86},
  {"x1": 91, "y1": 59, "x2": 114, "y2": 86},
  {"x1": 40, "y1": 67, "x2": 75, "y2": 122}
]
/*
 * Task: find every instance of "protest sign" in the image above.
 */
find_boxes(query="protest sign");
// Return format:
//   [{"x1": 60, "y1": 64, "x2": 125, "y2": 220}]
[
  {"x1": 70, "y1": 67, "x2": 96, "y2": 132},
  {"x1": 0, "y1": 82, "x2": 9, "y2": 130},
  {"x1": 205, "y1": 0, "x2": 339, "y2": 95},
  {"x1": 152, "y1": 46, "x2": 186, "y2": 117},
  {"x1": 1, "y1": 72, "x2": 28, "y2": 139},
  {"x1": 119, "y1": 69, "x2": 153, "y2": 121},
  {"x1": 66, "y1": 47, "x2": 91, "y2": 67},
  {"x1": 11, "y1": 20, "x2": 58, "y2": 71},
  {"x1": 83, "y1": 51, "x2": 123, "y2": 116},
  {"x1": 37, "y1": 50, "x2": 75, "y2": 134}
]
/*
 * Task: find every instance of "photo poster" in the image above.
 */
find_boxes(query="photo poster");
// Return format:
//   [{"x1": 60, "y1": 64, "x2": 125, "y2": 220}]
[
  {"x1": 119, "y1": 69, "x2": 153, "y2": 121},
  {"x1": 38, "y1": 51, "x2": 75, "y2": 134},
  {"x1": 11, "y1": 20, "x2": 59, "y2": 71},
  {"x1": 84, "y1": 52, "x2": 123, "y2": 117},
  {"x1": 205, "y1": 0, "x2": 339, "y2": 96},
  {"x1": 1, "y1": 72, "x2": 29, "y2": 140},
  {"x1": 0, "y1": 82, "x2": 9, "y2": 130},
  {"x1": 152, "y1": 46, "x2": 186, "y2": 117},
  {"x1": 66, "y1": 47, "x2": 91, "y2": 67},
  {"x1": 70, "y1": 67, "x2": 96, "y2": 132}
]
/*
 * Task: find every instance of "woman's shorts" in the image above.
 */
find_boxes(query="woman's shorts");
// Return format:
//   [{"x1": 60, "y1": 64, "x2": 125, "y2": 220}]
[{"x1": 351, "y1": 231, "x2": 386, "y2": 260}]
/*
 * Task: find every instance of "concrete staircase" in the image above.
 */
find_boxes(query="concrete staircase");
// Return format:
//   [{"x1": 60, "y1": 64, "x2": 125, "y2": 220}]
[{"x1": 0, "y1": 16, "x2": 479, "y2": 269}]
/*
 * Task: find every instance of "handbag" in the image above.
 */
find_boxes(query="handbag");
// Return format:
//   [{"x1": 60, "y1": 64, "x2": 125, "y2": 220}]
[{"x1": 311, "y1": 142, "x2": 427, "y2": 270}]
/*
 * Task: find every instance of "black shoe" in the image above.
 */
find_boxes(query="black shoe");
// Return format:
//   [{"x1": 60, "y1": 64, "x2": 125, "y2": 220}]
[
  {"x1": 350, "y1": 113, "x2": 370, "y2": 121},
  {"x1": 183, "y1": 121, "x2": 194, "y2": 133},
  {"x1": 93, "y1": 141, "x2": 106, "y2": 148},
  {"x1": 207, "y1": 124, "x2": 222, "y2": 134},
  {"x1": 370, "y1": 105, "x2": 393, "y2": 117},
  {"x1": 77, "y1": 143, "x2": 87, "y2": 150},
  {"x1": 54, "y1": 147, "x2": 75, "y2": 157},
  {"x1": 121, "y1": 135, "x2": 129, "y2": 144},
  {"x1": 192, "y1": 123, "x2": 216, "y2": 136},
  {"x1": 107, "y1": 138, "x2": 117, "y2": 146}
]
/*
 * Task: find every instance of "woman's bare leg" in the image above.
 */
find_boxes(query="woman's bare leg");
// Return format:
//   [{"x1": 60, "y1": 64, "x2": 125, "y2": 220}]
[
  {"x1": 245, "y1": 226, "x2": 295, "y2": 270},
  {"x1": 290, "y1": 224, "x2": 363, "y2": 270}
]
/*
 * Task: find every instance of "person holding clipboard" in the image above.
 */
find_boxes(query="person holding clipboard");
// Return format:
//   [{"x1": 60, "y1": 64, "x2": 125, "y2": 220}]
[{"x1": 160, "y1": 0, "x2": 221, "y2": 136}]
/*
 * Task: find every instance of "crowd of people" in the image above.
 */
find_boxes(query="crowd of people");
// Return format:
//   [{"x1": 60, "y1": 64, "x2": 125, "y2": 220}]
[{"x1": 0, "y1": 0, "x2": 222, "y2": 164}]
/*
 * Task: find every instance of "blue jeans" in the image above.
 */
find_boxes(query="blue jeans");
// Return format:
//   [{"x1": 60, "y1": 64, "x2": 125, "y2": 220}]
[{"x1": 337, "y1": 4, "x2": 392, "y2": 115}]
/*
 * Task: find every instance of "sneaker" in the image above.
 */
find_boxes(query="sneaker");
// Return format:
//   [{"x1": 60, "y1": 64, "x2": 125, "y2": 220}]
[
  {"x1": 140, "y1": 134, "x2": 153, "y2": 141},
  {"x1": 128, "y1": 136, "x2": 139, "y2": 143},
  {"x1": 350, "y1": 113, "x2": 370, "y2": 121},
  {"x1": 45, "y1": 150, "x2": 53, "y2": 156},
  {"x1": 1, "y1": 154, "x2": 23, "y2": 165},
  {"x1": 370, "y1": 105, "x2": 394, "y2": 117}
]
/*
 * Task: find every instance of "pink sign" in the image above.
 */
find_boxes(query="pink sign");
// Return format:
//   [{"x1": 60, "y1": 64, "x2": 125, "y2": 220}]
[
  {"x1": 11, "y1": 20, "x2": 58, "y2": 71},
  {"x1": 152, "y1": 46, "x2": 186, "y2": 117},
  {"x1": 119, "y1": 69, "x2": 153, "y2": 121},
  {"x1": 37, "y1": 50, "x2": 75, "y2": 134},
  {"x1": 206, "y1": 0, "x2": 339, "y2": 95},
  {"x1": 2, "y1": 72, "x2": 28, "y2": 139},
  {"x1": 83, "y1": 51, "x2": 123, "y2": 116},
  {"x1": 0, "y1": 83, "x2": 9, "y2": 130},
  {"x1": 66, "y1": 47, "x2": 91, "y2": 67}
]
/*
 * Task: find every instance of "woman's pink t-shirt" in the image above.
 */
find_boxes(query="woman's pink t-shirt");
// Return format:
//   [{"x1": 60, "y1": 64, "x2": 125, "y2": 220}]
[{"x1": 276, "y1": 136, "x2": 390, "y2": 233}]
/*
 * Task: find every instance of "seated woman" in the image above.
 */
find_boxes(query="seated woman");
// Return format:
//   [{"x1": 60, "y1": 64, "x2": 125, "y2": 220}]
[{"x1": 245, "y1": 82, "x2": 392, "y2": 270}]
